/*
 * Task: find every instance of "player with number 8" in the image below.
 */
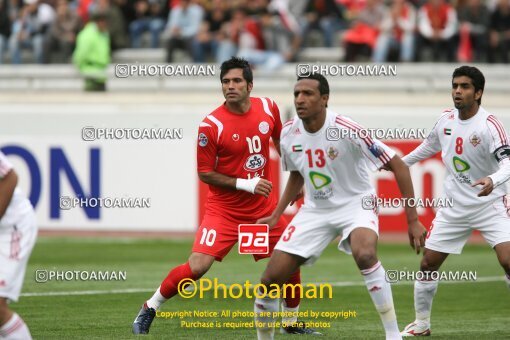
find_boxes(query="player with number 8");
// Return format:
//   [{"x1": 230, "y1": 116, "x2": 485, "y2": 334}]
[{"x1": 400, "y1": 66, "x2": 510, "y2": 336}]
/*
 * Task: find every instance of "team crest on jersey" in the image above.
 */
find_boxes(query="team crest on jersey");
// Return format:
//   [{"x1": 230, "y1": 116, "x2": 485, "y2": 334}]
[
  {"x1": 327, "y1": 146, "x2": 339, "y2": 160},
  {"x1": 469, "y1": 133, "x2": 481, "y2": 147},
  {"x1": 198, "y1": 133, "x2": 208, "y2": 147},
  {"x1": 232, "y1": 133, "x2": 240, "y2": 141},
  {"x1": 244, "y1": 154, "x2": 267, "y2": 171},
  {"x1": 259, "y1": 121, "x2": 270, "y2": 134}
]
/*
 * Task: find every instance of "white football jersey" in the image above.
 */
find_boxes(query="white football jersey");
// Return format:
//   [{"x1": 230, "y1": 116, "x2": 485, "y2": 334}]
[
  {"x1": 280, "y1": 109, "x2": 396, "y2": 209},
  {"x1": 403, "y1": 107, "x2": 509, "y2": 206},
  {"x1": 0, "y1": 152, "x2": 34, "y2": 229}
]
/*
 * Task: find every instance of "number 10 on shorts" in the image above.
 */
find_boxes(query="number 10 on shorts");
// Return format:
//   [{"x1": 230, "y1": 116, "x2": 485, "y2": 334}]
[{"x1": 238, "y1": 224, "x2": 269, "y2": 254}]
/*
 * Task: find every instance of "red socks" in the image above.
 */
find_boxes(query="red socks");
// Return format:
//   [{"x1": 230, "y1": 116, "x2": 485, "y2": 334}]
[
  {"x1": 159, "y1": 262, "x2": 198, "y2": 299},
  {"x1": 283, "y1": 270, "x2": 301, "y2": 308}
]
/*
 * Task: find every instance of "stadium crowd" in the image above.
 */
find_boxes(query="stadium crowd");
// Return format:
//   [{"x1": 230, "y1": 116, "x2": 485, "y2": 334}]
[{"x1": 0, "y1": 0, "x2": 508, "y2": 65}]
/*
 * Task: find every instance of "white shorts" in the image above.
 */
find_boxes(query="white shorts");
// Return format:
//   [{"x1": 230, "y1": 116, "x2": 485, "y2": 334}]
[
  {"x1": 274, "y1": 196, "x2": 379, "y2": 265},
  {"x1": 426, "y1": 196, "x2": 510, "y2": 254},
  {"x1": 0, "y1": 210, "x2": 38, "y2": 302}
]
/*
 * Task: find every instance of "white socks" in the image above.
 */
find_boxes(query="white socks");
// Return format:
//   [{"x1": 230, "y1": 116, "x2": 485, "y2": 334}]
[
  {"x1": 254, "y1": 291, "x2": 279, "y2": 340},
  {"x1": 414, "y1": 279, "x2": 439, "y2": 324},
  {"x1": 505, "y1": 274, "x2": 510, "y2": 290},
  {"x1": 146, "y1": 286, "x2": 167, "y2": 310},
  {"x1": 280, "y1": 301, "x2": 299, "y2": 326},
  {"x1": 0, "y1": 313, "x2": 32, "y2": 340},
  {"x1": 361, "y1": 261, "x2": 401, "y2": 340}
]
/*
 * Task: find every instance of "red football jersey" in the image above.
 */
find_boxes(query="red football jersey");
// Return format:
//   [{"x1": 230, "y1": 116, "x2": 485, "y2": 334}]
[{"x1": 197, "y1": 97, "x2": 282, "y2": 221}]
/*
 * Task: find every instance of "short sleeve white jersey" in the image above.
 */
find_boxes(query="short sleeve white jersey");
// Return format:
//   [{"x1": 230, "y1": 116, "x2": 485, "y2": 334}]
[
  {"x1": 403, "y1": 107, "x2": 510, "y2": 206},
  {"x1": 280, "y1": 110, "x2": 396, "y2": 209}
]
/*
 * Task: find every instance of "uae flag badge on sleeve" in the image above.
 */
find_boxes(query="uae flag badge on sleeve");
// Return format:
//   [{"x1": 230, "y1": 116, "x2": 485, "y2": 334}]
[
  {"x1": 292, "y1": 145, "x2": 303, "y2": 152},
  {"x1": 444, "y1": 128, "x2": 452, "y2": 135}
]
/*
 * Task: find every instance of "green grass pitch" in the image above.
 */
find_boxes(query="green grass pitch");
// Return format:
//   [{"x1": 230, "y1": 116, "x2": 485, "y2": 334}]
[{"x1": 15, "y1": 237, "x2": 510, "y2": 339}]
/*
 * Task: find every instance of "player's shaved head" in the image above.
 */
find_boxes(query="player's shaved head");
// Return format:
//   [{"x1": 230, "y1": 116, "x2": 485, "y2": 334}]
[
  {"x1": 297, "y1": 73, "x2": 329, "y2": 96},
  {"x1": 452, "y1": 66, "x2": 484, "y2": 105},
  {"x1": 220, "y1": 57, "x2": 253, "y2": 84}
]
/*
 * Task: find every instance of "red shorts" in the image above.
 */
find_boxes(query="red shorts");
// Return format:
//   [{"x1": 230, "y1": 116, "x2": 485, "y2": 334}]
[{"x1": 192, "y1": 214, "x2": 288, "y2": 261}]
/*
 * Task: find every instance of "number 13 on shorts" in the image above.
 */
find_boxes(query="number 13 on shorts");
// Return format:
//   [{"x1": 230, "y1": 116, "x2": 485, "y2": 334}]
[{"x1": 238, "y1": 224, "x2": 269, "y2": 254}]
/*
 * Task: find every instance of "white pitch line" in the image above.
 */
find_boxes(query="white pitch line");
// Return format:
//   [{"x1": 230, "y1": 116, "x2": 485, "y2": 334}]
[
  {"x1": 22, "y1": 288, "x2": 154, "y2": 297},
  {"x1": 21, "y1": 276, "x2": 505, "y2": 298}
]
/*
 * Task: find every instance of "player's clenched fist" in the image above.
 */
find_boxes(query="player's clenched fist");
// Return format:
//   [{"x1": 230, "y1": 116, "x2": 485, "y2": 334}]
[
  {"x1": 236, "y1": 177, "x2": 272, "y2": 197},
  {"x1": 254, "y1": 179, "x2": 273, "y2": 198}
]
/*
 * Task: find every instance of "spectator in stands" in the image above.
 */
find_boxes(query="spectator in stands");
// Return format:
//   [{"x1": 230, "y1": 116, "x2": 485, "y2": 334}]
[
  {"x1": 245, "y1": 0, "x2": 269, "y2": 16},
  {"x1": 90, "y1": 0, "x2": 129, "y2": 50},
  {"x1": 233, "y1": 8, "x2": 286, "y2": 72},
  {"x1": 78, "y1": 0, "x2": 94, "y2": 22},
  {"x1": 415, "y1": 0, "x2": 457, "y2": 61},
  {"x1": 43, "y1": 0, "x2": 81, "y2": 63},
  {"x1": 215, "y1": 6, "x2": 243, "y2": 63},
  {"x1": 164, "y1": 0, "x2": 203, "y2": 62},
  {"x1": 456, "y1": 0, "x2": 490, "y2": 62},
  {"x1": 0, "y1": 0, "x2": 11, "y2": 63},
  {"x1": 343, "y1": 0, "x2": 386, "y2": 61},
  {"x1": 116, "y1": 0, "x2": 139, "y2": 27},
  {"x1": 301, "y1": 0, "x2": 345, "y2": 47},
  {"x1": 129, "y1": 0, "x2": 166, "y2": 48},
  {"x1": 488, "y1": 0, "x2": 510, "y2": 63},
  {"x1": 73, "y1": 10, "x2": 110, "y2": 91},
  {"x1": 8, "y1": 0, "x2": 55, "y2": 64},
  {"x1": 260, "y1": 8, "x2": 301, "y2": 62},
  {"x1": 372, "y1": 0, "x2": 416, "y2": 62},
  {"x1": 191, "y1": 0, "x2": 230, "y2": 62}
]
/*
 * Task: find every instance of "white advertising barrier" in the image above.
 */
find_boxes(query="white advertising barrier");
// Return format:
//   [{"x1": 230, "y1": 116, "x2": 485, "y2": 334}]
[{"x1": 1, "y1": 103, "x2": 510, "y2": 231}]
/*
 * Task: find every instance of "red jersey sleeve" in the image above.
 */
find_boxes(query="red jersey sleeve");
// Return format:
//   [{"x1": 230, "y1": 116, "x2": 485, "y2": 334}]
[
  {"x1": 268, "y1": 98, "x2": 282, "y2": 141},
  {"x1": 196, "y1": 120, "x2": 218, "y2": 173}
]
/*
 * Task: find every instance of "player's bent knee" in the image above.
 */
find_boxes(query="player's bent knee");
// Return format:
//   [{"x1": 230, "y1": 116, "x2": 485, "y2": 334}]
[
  {"x1": 498, "y1": 258, "x2": 510, "y2": 273},
  {"x1": 188, "y1": 253, "x2": 215, "y2": 278},
  {"x1": 353, "y1": 250, "x2": 378, "y2": 269},
  {"x1": 260, "y1": 269, "x2": 282, "y2": 287},
  {"x1": 420, "y1": 256, "x2": 440, "y2": 272}
]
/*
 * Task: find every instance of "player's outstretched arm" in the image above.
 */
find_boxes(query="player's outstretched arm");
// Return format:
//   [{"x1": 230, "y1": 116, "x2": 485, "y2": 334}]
[
  {"x1": 380, "y1": 137, "x2": 440, "y2": 172},
  {"x1": 198, "y1": 171, "x2": 272, "y2": 197},
  {"x1": 257, "y1": 171, "x2": 304, "y2": 227},
  {"x1": 400, "y1": 125, "x2": 442, "y2": 168},
  {"x1": 0, "y1": 169, "x2": 17, "y2": 219},
  {"x1": 386, "y1": 155, "x2": 427, "y2": 254}
]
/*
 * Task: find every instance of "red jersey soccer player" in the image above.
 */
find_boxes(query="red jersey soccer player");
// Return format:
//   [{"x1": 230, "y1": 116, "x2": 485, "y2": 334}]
[{"x1": 133, "y1": 57, "x2": 319, "y2": 335}]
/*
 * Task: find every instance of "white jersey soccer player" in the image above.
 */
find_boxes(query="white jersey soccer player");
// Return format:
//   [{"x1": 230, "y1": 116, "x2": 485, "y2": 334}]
[
  {"x1": 404, "y1": 106, "x2": 509, "y2": 207},
  {"x1": 0, "y1": 151, "x2": 37, "y2": 340},
  {"x1": 254, "y1": 73, "x2": 426, "y2": 340},
  {"x1": 401, "y1": 66, "x2": 510, "y2": 337},
  {"x1": 276, "y1": 110, "x2": 395, "y2": 256}
]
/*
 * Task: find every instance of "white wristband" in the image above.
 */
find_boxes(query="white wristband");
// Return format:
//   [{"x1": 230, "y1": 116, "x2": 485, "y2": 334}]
[{"x1": 236, "y1": 177, "x2": 261, "y2": 194}]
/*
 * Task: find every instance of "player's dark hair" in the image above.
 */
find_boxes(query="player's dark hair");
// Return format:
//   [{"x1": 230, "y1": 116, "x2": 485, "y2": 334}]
[
  {"x1": 452, "y1": 66, "x2": 485, "y2": 105},
  {"x1": 220, "y1": 57, "x2": 253, "y2": 84},
  {"x1": 297, "y1": 73, "x2": 330, "y2": 96}
]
